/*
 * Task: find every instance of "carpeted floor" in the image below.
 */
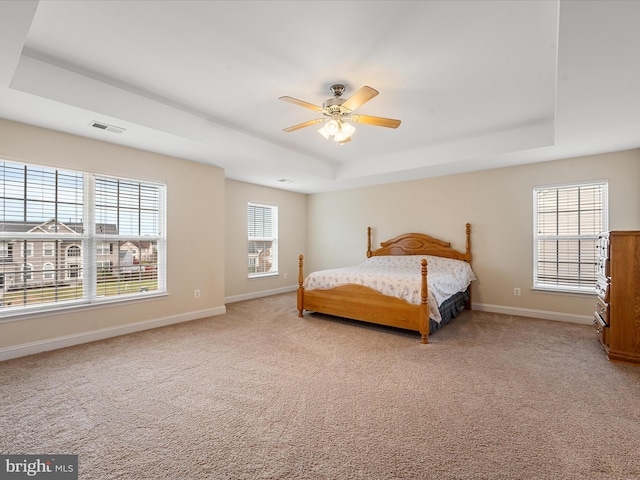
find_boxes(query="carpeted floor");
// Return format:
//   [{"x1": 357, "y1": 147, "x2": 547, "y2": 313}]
[{"x1": 1, "y1": 292, "x2": 640, "y2": 479}]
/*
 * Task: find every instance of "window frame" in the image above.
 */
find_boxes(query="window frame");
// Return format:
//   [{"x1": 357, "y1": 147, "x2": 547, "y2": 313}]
[
  {"x1": 42, "y1": 262, "x2": 55, "y2": 280},
  {"x1": 0, "y1": 159, "x2": 167, "y2": 320},
  {"x1": 66, "y1": 245, "x2": 82, "y2": 257},
  {"x1": 21, "y1": 242, "x2": 34, "y2": 258},
  {"x1": 247, "y1": 202, "x2": 278, "y2": 279},
  {"x1": 97, "y1": 242, "x2": 111, "y2": 255},
  {"x1": 42, "y1": 242, "x2": 54, "y2": 257},
  {"x1": 533, "y1": 180, "x2": 608, "y2": 294}
]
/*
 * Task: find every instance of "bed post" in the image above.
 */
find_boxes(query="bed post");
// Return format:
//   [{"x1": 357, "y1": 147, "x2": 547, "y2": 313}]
[
  {"x1": 466, "y1": 223, "x2": 471, "y2": 259},
  {"x1": 297, "y1": 254, "x2": 304, "y2": 317},
  {"x1": 420, "y1": 258, "x2": 429, "y2": 344},
  {"x1": 465, "y1": 223, "x2": 472, "y2": 311},
  {"x1": 367, "y1": 227, "x2": 372, "y2": 258}
]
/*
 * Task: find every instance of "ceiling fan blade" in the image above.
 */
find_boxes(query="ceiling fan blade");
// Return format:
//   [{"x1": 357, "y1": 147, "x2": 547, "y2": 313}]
[
  {"x1": 338, "y1": 136, "x2": 352, "y2": 145},
  {"x1": 351, "y1": 114, "x2": 401, "y2": 129},
  {"x1": 341, "y1": 86, "x2": 379, "y2": 112},
  {"x1": 279, "y1": 96, "x2": 323, "y2": 112},
  {"x1": 282, "y1": 118, "x2": 324, "y2": 132}
]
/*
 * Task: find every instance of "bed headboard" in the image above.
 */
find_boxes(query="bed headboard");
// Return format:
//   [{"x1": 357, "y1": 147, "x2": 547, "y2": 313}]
[{"x1": 367, "y1": 223, "x2": 472, "y2": 263}]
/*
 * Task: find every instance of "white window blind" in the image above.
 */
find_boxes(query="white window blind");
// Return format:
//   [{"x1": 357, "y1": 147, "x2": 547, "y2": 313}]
[
  {"x1": 94, "y1": 177, "x2": 164, "y2": 298},
  {"x1": 247, "y1": 203, "x2": 278, "y2": 277},
  {"x1": 533, "y1": 182, "x2": 608, "y2": 293},
  {"x1": 0, "y1": 159, "x2": 166, "y2": 317}
]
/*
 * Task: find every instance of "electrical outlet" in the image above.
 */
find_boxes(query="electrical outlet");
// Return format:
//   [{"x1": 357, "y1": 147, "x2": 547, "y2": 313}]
[
  {"x1": 194, "y1": 289, "x2": 200, "y2": 299},
  {"x1": 513, "y1": 287, "x2": 521, "y2": 296}
]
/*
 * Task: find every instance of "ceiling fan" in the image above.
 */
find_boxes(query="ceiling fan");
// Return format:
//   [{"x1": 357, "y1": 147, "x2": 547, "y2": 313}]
[{"x1": 279, "y1": 84, "x2": 401, "y2": 145}]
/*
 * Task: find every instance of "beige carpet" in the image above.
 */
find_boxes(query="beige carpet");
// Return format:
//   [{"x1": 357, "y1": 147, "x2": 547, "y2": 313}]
[{"x1": 1, "y1": 292, "x2": 640, "y2": 479}]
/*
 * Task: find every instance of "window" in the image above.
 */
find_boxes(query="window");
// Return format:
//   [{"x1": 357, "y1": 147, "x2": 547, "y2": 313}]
[
  {"x1": 0, "y1": 159, "x2": 166, "y2": 316},
  {"x1": 43, "y1": 262, "x2": 54, "y2": 280},
  {"x1": 43, "y1": 242, "x2": 54, "y2": 256},
  {"x1": 533, "y1": 181, "x2": 608, "y2": 293},
  {"x1": 21, "y1": 242, "x2": 34, "y2": 258},
  {"x1": 21, "y1": 263, "x2": 33, "y2": 282},
  {"x1": 247, "y1": 203, "x2": 278, "y2": 277},
  {"x1": 67, "y1": 264, "x2": 81, "y2": 279},
  {"x1": 94, "y1": 177, "x2": 164, "y2": 298},
  {"x1": 97, "y1": 242, "x2": 111, "y2": 255}
]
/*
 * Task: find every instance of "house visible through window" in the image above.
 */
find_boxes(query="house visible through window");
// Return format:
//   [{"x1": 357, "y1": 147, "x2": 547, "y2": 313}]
[
  {"x1": 533, "y1": 181, "x2": 608, "y2": 293},
  {"x1": 0, "y1": 159, "x2": 166, "y2": 316},
  {"x1": 247, "y1": 202, "x2": 278, "y2": 277}
]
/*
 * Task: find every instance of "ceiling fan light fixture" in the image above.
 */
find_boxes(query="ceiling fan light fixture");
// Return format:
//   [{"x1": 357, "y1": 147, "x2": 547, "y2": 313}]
[
  {"x1": 326, "y1": 119, "x2": 340, "y2": 136},
  {"x1": 318, "y1": 124, "x2": 330, "y2": 140},
  {"x1": 336, "y1": 121, "x2": 355, "y2": 141},
  {"x1": 318, "y1": 118, "x2": 355, "y2": 143}
]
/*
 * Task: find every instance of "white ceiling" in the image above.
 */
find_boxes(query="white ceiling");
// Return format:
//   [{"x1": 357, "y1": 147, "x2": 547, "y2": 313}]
[{"x1": 1, "y1": 1, "x2": 639, "y2": 194}]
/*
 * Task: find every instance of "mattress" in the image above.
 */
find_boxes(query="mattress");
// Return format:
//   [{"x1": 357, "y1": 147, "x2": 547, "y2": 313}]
[{"x1": 303, "y1": 255, "x2": 476, "y2": 323}]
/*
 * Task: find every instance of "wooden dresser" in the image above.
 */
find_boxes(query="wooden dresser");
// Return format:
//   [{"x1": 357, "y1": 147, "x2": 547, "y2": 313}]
[{"x1": 594, "y1": 231, "x2": 640, "y2": 366}]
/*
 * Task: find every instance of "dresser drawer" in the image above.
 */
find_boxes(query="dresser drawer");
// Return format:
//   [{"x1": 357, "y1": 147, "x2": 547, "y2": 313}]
[
  {"x1": 597, "y1": 256, "x2": 610, "y2": 279},
  {"x1": 595, "y1": 297, "x2": 609, "y2": 325},
  {"x1": 598, "y1": 234, "x2": 610, "y2": 259},
  {"x1": 593, "y1": 312, "x2": 610, "y2": 348},
  {"x1": 595, "y1": 279, "x2": 609, "y2": 302}
]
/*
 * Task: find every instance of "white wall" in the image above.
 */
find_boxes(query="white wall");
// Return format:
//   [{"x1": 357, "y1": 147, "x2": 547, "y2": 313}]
[
  {"x1": 0, "y1": 119, "x2": 226, "y2": 358},
  {"x1": 306, "y1": 149, "x2": 640, "y2": 323},
  {"x1": 224, "y1": 179, "x2": 306, "y2": 302}
]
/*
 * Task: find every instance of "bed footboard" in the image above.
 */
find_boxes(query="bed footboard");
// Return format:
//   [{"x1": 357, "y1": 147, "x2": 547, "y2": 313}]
[{"x1": 297, "y1": 254, "x2": 430, "y2": 343}]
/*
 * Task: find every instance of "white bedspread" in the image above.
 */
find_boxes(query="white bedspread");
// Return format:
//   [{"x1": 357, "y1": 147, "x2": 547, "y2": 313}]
[{"x1": 303, "y1": 255, "x2": 476, "y2": 323}]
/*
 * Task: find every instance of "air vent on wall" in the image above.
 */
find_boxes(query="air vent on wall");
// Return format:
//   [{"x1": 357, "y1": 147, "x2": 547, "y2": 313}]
[{"x1": 89, "y1": 121, "x2": 126, "y2": 134}]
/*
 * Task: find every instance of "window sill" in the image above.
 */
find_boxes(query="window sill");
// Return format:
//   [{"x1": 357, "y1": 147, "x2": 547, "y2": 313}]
[
  {"x1": 248, "y1": 272, "x2": 279, "y2": 280},
  {"x1": 532, "y1": 286, "x2": 596, "y2": 297},
  {"x1": 0, "y1": 292, "x2": 168, "y2": 324}
]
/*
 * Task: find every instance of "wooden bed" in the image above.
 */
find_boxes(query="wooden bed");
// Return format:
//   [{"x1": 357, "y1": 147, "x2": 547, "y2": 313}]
[{"x1": 297, "y1": 223, "x2": 472, "y2": 343}]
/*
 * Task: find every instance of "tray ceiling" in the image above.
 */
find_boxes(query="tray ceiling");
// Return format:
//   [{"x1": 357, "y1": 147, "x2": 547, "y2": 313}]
[{"x1": 1, "y1": 1, "x2": 639, "y2": 193}]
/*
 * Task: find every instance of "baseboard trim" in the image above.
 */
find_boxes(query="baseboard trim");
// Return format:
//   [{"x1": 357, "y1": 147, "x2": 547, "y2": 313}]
[
  {"x1": 473, "y1": 303, "x2": 593, "y2": 325},
  {"x1": 0, "y1": 305, "x2": 226, "y2": 362},
  {"x1": 1, "y1": 298, "x2": 592, "y2": 362},
  {"x1": 225, "y1": 285, "x2": 297, "y2": 304}
]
